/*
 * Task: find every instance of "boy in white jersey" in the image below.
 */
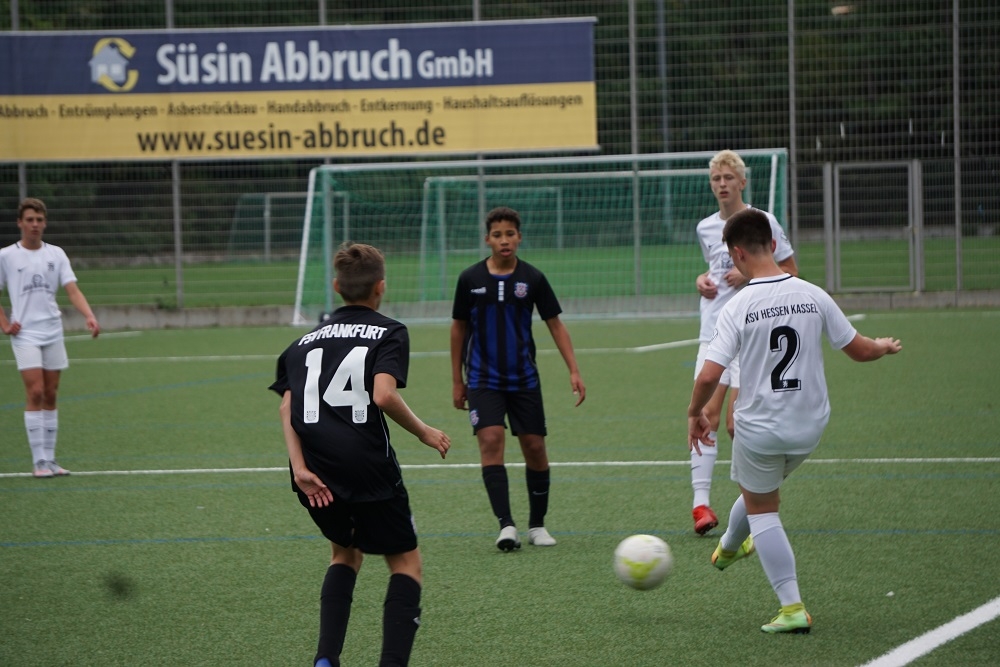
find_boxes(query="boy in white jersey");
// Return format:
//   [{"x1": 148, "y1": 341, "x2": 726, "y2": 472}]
[
  {"x1": 689, "y1": 150, "x2": 798, "y2": 535},
  {"x1": 687, "y1": 208, "x2": 900, "y2": 634},
  {"x1": 0, "y1": 198, "x2": 100, "y2": 478}
]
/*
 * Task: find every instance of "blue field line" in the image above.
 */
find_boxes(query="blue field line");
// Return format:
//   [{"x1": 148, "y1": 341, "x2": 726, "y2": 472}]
[
  {"x1": 0, "y1": 480, "x2": 291, "y2": 493},
  {"x1": 0, "y1": 534, "x2": 325, "y2": 549},
  {"x1": 0, "y1": 338, "x2": 698, "y2": 411},
  {"x1": 0, "y1": 529, "x2": 655, "y2": 550},
  {"x1": 3, "y1": 470, "x2": 995, "y2": 495},
  {"x1": 0, "y1": 371, "x2": 272, "y2": 411},
  {"x1": 3, "y1": 525, "x2": 998, "y2": 550}
]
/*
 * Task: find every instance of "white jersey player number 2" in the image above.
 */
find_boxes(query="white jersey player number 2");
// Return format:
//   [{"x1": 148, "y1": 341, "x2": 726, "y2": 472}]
[
  {"x1": 303, "y1": 346, "x2": 371, "y2": 424},
  {"x1": 769, "y1": 325, "x2": 802, "y2": 392}
]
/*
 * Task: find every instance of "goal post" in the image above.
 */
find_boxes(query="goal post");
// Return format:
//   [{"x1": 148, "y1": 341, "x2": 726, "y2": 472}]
[{"x1": 292, "y1": 150, "x2": 787, "y2": 325}]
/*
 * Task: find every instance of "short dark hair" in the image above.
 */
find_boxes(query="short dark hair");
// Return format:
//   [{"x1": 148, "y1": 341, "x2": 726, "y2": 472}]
[
  {"x1": 18, "y1": 198, "x2": 46, "y2": 220},
  {"x1": 485, "y1": 206, "x2": 520, "y2": 233},
  {"x1": 723, "y1": 208, "x2": 772, "y2": 253},
  {"x1": 334, "y1": 242, "x2": 385, "y2": 303}
]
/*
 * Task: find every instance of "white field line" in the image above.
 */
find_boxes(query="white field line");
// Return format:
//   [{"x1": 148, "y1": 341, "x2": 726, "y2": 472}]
[
  {"x1": 858, "y1": 596, "x2": 1000, "y2": 667},
  {"x1": 0, "y1": 339, "x2": 701, "y2": 365},
  {"x1": 38, "y1": 317, "x2": 869, "y2": 363},
  {"x1": 2, "y1": 457, "x2": 998, "y2": 479},
  {"x1": 0, "y1": 318, "x2": 870, "y2": 364}
]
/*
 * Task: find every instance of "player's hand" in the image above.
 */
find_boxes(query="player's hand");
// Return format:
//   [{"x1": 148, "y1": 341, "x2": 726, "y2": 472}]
[
  {"x1": 688, "y1": 413, "x2": 715, "y2": 456},
  {"x1": 2, "y1": 320, "x2": 20, "y2": 336},
  {"x1": 420, "y1": 427, "x2": 451, "y2": 459},
  {"x1": 877, "y1": 337, "x2": 902, "y2": 355},
  {"x1": 87, "y1": 316, "x2": 100, "y2": 338},
  {"x1": 293, "y1": 468, "x2": 334, "y2": 508},
  {"x1": 452, "y1": 381, "x2": 468, "y2": 410},
  {"x1": 570, "y1": 372, "x2": 586, "y2": 407},
  {"x1": 724, "y1": 267, "x2": 749, "y2": 288},
  {"x1": 695, "y1": 273, "x2": 718, "y2": 299}
]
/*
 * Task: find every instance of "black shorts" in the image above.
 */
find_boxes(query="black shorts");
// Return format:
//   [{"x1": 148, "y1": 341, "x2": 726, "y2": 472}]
[
  {"x1": 298, "y1": 485, "x2": 418, "y2": 555},
  {"x1": 467, "y1": 387, "x2": 547, "y2": 437}
]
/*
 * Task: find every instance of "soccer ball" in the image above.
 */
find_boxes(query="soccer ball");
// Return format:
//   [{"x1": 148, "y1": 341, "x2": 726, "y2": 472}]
[{"x1": 614, "y1": 534, "x2": 673, "y2": 590}]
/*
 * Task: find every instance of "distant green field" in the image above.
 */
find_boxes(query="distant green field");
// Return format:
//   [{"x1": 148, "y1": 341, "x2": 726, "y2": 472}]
[
  {"x1": 2, "y1": 312, "x2": 999, "y2": 666},
  {"x1": 63, "y1": 237, "x2": 1000, "y2": 310}
]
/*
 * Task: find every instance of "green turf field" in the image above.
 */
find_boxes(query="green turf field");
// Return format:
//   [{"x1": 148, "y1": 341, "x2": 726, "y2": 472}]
[
  {"x1": 67, "y1": 237, "x2": 1000, "y2": 309},
  {"x1": 1, "y1": 312, "x2": 999, "y2": 666}
]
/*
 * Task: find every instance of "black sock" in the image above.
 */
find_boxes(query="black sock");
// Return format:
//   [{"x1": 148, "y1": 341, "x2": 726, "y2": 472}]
[
  {"x1": 316, "y1": 563, "x2": 356, "y2": 666},
  {"x1": 526, "y1": 467, "x2": 551, "y2": 528},
  {"x1": 482, "y1": 464, "x2": 513, "y2": 528},
  {"x1": 379, "y1": 573, "x2": 422, "y2": 667}
]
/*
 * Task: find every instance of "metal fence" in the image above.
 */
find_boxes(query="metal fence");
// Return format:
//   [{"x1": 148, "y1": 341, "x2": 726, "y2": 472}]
[{"x1": 2, "y1": 0, "x2": 997, "y2": 315}]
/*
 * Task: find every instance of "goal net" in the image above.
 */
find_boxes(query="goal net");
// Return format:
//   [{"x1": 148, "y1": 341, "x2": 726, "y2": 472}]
[
  {"x1": 293, "y1": 150, "x2": 787, "y2": 324},
  {"x1": 227, "y1": 192, "x2": 312, "y2": 263}
]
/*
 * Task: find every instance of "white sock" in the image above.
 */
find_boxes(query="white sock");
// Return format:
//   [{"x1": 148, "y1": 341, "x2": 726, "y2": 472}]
[
  {"x1": 748, "y1": 512, "x2": 801, "y2": 607},
  {"x1": 691, "y1": 434, "x2": 718, "y2": 508},
  {"x1": 42, "y1": 409, "x2": 58, "y2": 461},
  {"x1": 25, "y1": 411, "x2": 46, "y2": 464},
  {"x1": 720, "y1": 495, "x2": 750, "y2": 552}
]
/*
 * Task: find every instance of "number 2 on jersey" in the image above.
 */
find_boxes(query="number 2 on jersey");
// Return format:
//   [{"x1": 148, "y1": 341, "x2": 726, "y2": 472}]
[
  {"x1": 769, "y1": 325, "x2": 802, "y2": 392},
  {"x1": 303, "y1": 346, "x2": 371, "y2": 424}
]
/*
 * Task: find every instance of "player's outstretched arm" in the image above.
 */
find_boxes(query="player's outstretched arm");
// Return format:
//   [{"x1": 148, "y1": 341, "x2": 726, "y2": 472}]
[
  {"x1": 841, "y1": 334, "x2": 902, "y2": 362},
  {"x1": 373, "y1": 373, "x2": 451, "y2": 458},
  {"x1": 278, "y1": 391, "x2": 333, "y2": 508},
  {"x1": 545, "y1": 316, "x2": 586, "y2": 406}
]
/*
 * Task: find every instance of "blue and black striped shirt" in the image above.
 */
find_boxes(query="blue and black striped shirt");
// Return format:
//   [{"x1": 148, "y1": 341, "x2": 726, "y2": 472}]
[{"x1": 452, "y1": 258, "x2": 562, "y2": 391}]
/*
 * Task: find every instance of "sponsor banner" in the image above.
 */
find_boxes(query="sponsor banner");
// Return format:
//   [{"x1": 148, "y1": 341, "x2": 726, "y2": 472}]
[
  {"x1": 0, "y1": 19, "x2": 596, "y2": 161},
  {"x1": 1, "y1": 84, "x2": 594, "y2": 160}
]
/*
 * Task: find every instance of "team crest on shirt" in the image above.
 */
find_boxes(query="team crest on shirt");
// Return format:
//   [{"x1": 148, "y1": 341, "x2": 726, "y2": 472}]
[
  {"x1": 47, "y1": 261, "x2": 55, "y2": 272},
  {"x1": 514, "y1": 282, "x2": 528, "y2": 298},
  {"x1": 469, "y1": 409, "x2": 479, "y2": 427}
]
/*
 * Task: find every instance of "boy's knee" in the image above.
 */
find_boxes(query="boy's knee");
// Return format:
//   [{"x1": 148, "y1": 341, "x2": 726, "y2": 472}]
[
  {"x1": 519, "y1": 436, "x2": 548, "y2": 464},
  {"x1": 476, "y1": 427, "x2": 504, "y2": 449}
]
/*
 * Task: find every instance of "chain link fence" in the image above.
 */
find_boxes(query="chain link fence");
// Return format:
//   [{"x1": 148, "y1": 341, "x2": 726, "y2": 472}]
[{"x1": 1, "y1": 0, "x2": 996, "y2": 317}]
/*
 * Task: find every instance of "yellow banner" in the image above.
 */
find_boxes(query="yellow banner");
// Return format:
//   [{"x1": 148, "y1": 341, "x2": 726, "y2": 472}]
[{"x1": 0, "y1": 82, "x2": 596, "y2": 161}]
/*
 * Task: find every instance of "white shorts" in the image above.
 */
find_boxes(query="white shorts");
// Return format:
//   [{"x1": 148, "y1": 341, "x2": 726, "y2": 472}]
[
  {"x1": 11, "y1": 339, "x2": 69, "y2": 371},
  {"x1": 695, "y1": 342, "x2": 739, "y2": 388},
  {"x1": 730, "y1": 440, "x2": 808, "y2": 494}
]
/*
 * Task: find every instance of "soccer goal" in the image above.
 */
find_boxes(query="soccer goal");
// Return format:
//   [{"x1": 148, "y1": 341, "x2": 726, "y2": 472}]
[{"x1": 292, "y1": 150, "x2": 787, "y2": 324}]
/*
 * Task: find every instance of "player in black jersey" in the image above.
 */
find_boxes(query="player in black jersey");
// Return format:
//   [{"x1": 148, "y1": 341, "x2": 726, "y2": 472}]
[
  {"x1": 271, "y1": 242, "x2": 450, "y2": 667},
  {"x1": 450, "y1": 206, "x2": 586, "y2": 551}
]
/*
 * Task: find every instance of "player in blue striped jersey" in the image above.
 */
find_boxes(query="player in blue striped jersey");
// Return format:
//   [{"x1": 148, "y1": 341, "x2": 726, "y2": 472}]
[{"x1": 451, "y1": 207, "x2": 586, "y2": 551}]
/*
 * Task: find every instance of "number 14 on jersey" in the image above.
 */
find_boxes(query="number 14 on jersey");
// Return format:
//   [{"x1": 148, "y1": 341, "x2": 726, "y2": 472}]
[{"x1": 303, "y1": 346, "x2": 371, "y2": 424}]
